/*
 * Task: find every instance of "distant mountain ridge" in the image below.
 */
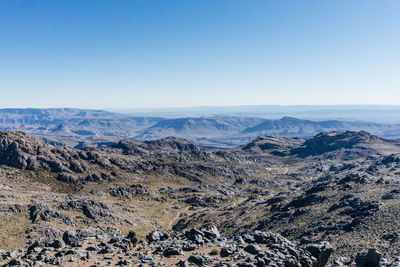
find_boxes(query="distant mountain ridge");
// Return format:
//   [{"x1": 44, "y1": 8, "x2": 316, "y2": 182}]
[
  {"x1": 1, "y1": 108, "x2": 400, "y2": 148},
  {"x1": 242, "y1": 116, "x2": 399, "y2": 138},
  {"x1": 121, "y1": 105, "x2": 400, "y2": 123},
  {"x1": 0, "y1": 108, "x2": 163, "y2": 147},
  {"x1": 136, "y1": 116, "x2": 264, "y2": 138}
]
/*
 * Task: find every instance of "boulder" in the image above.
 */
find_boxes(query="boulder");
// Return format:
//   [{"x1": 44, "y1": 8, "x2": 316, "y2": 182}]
[
  {"x1": 126, "y1": 231, "x2": 138, "y2": 245},
  {"x1": 201, "y1": 225, "x2": 221, "y2": 239},
  {"x1": 146, "y1": 230, "x2": 169, "y2": 242},
  {"x1": 355, "y1": 249, "x2": 381, "y2": 267},
  {"x1": 163, "y1": 247, "x2": 183, "y2": 257},
  {"x1": 244, "y1": 244, "x2": 262, "y2": 255},
  {"x1": 304, "y1": 242, "x2": 333, "y2": 267}
]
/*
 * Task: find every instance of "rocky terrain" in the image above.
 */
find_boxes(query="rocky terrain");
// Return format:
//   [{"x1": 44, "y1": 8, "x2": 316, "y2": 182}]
[
  {"x1": 1, "y1": 130, "x2": 400, "y2": 266},
  {"x1": 2, "y1": 108, "x2": 400, "y2": 148}
]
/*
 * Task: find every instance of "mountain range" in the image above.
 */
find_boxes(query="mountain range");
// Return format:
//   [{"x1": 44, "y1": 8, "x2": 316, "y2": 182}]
[{"x1": 1, "y1": 108, "x2": 400, "y2": 148}]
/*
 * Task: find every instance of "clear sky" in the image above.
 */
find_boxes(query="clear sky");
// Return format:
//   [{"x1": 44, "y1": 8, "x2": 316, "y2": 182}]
[{"x1": 0, "y1": 0, "x2": 399, "y2": 108}]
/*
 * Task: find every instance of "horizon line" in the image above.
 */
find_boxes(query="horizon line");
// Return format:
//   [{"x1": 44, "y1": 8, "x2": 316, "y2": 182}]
[{"x1": 1, "y1": 104, "x2": 400, "y2": 111}]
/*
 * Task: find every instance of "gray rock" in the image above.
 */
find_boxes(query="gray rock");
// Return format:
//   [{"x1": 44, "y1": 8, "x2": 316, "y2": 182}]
[
  {"x1": 147, "y1": 230, "x2": 169, "y2": 242},
  {"x1": 127, "y1": 230, "x2": 138, "y2": 245},
  {"x1": 187, "y1": 254, "x2": 214, "y2": 265},
  {"x1": 220, "y1": 247, "x2": 235, "y2": 257},
  {"x1": 305, "y1": 242, "x2": 333, "y2": 267},
  {"x1": 62, "y1": 231, "x2": 86, "y2": 247},
  {"x1": 244, "y1": 244, "x2": 262, "y2": 255},
  {"x1": 163, "y1": 247, "x2": 183, "y2": 257},
  {"x1": 355, "y1": 249, "x2": 382, "y2": 267},
  {"x1": 201, "y1": 225, "x2": 221, "y2": 239}
]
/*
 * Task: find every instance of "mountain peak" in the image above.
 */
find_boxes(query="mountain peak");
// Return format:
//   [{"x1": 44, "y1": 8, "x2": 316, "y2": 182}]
[{"x1": 280, "y1": 116, "x2": 302, "y2": 122}]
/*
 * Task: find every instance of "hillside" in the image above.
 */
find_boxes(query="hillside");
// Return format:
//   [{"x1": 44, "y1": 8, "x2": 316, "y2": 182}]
[{"x1": 1, "y1": 130, "x2": 400, "y2": 266}]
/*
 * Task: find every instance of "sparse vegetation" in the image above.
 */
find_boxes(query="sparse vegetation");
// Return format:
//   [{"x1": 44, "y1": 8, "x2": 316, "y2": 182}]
[{"x1": 0, "y1": 130, "x2": 400, "y2": 266}]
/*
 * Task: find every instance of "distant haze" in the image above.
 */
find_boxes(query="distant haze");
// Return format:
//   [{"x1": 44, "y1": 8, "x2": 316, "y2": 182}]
[{"x1": 109, "y1": 105, "x2": 400, "y2": 124}]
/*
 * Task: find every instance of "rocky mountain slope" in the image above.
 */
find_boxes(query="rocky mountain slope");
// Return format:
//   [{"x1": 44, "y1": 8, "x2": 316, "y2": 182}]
[{"x1": 1, "y1": 130, "x2": 400, "y2": 266}]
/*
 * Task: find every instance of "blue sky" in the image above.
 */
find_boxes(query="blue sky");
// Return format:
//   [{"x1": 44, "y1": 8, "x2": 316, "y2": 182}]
[{"x1": 0, "y1": 0, "x2": 399, "y2": 108}]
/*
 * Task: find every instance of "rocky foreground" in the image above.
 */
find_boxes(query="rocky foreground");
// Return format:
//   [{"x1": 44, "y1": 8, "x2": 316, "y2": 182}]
[
  {"x1": 2, "y1": 130, "x2": 400, "y2": 266},
  {"x1": 0, "y1": 225, "x2": 397, "y2": 267}
]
